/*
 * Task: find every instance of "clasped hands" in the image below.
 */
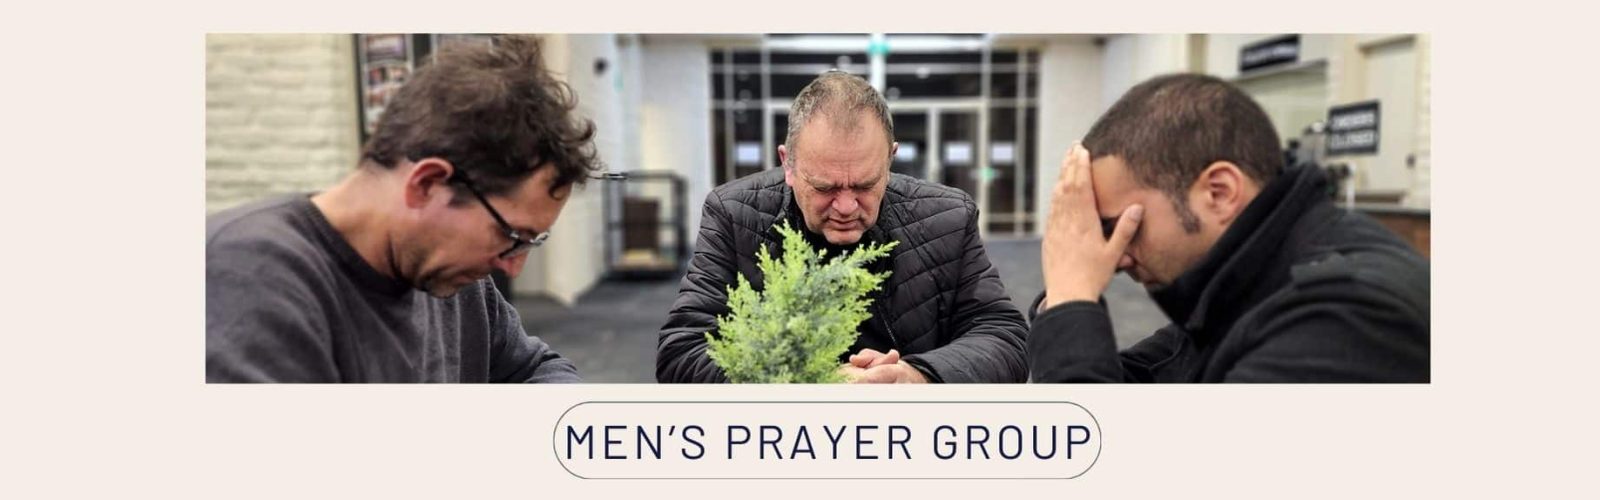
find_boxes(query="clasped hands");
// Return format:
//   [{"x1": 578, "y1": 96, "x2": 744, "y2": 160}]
[{"x1": 838, "y1": 348, "x2": 928, "y2": 384}]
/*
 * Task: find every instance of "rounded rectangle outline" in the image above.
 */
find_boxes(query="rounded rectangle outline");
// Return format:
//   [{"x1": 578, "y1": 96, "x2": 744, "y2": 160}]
[{"x1": 552, "y1": 400, "x2": 1102, "y2": 480}]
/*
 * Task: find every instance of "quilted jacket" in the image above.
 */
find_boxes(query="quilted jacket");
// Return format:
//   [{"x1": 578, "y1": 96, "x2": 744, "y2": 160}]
[{"x1": 656, "y1": 168, "x2": 1030, "y2": 383}]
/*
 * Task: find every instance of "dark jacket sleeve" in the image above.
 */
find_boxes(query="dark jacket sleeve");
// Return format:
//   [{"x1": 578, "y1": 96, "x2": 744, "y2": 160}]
[
  {"x1": 1222, "y1": 276, "x2": 1429, "y2": 383},
  {"x1": 901, "y1": 203, "x2": 1029, "y2": 383},
  {"x1": 484, "y1": 281, "x2": 581, "y2": 383},
  {"x1": 1025, "y1": 293, "x2": 1185, "y2": 383},
  {"x1": 656, "y1": 190, "x2": 738, "y2": 383}
]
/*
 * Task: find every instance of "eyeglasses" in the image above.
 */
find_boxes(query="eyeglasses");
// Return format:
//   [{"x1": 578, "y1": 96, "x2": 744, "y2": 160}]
[
  {"x1": 449, "y1": 174, "x2": 550, "y2": 260},
  {"x1": 447, "y1": 169, "x2": 628, "y2": 259}
]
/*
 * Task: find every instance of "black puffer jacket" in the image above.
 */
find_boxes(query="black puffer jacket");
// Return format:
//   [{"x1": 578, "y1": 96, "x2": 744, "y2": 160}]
[
  {"x1": 1028, "y1": 165, "x2": 1430, "y2": 382},
  {"x1": 658, "y1": 168, "x2": 1029, "y2": 383}
]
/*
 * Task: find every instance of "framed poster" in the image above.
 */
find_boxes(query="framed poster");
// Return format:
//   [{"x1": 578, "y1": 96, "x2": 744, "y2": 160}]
[
  {"x1": 356, "y1": 34, "x2": 415, "y2": 139},
  {"x1": 356, "y1": 34, "x2": 498, "y2": 142}
]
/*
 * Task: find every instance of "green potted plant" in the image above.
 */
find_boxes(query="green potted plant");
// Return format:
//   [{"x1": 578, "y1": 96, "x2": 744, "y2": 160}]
[{"x1": 706, "y1": 221, "x2": 897, "y2": 383}]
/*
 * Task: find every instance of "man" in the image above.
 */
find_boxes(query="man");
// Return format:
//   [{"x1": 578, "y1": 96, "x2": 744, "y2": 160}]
[
  {"x1": 1032, "y1": 73, "x2": 1429, "y2": 383},
  {"x1": 207, "y1": 35, "x2": 602, "y2": 382},
  {"x1": 658, "y1": 71, "x2": 1029, "y2": 383}
]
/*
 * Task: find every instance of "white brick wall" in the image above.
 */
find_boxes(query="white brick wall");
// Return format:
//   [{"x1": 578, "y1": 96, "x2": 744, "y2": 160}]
[
  {"x1": 206, "y1": 34, "x2": 360, "y2": 213},
  {"x1": 1410, "y1": 34, "x2": 1431, "y2": 208}
]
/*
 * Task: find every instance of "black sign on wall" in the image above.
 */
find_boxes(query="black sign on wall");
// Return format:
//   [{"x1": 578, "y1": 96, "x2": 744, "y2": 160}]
[
  {"x1": 1326, "y1": 100, "x2": 1381, "y2": 156},
  {"x1": 1239, "y1": 34, "x2": 1300, "y2": 73}
]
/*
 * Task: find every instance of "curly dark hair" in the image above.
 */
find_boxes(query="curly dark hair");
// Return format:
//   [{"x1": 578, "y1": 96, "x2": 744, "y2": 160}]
[
  {"x1": 361, "y1": 34, "x2": 601, "y2": 199},
  {"x1": 1084, "y1": 73, "x2": 1283, "y2": 232}
]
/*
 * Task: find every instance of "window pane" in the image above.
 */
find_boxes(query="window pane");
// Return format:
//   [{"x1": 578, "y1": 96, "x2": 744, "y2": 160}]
[
  {"x1": 991, "y1": 72, "x2": 1020, "y2": 98},
  {"x1": 1023, "y1": 106, "x2": 1039, "y2": 215},
  {"x1": 939, "y1": 112, "x2": 980, "y2": 197},
  {"x1": 732, "y1": 50, "x2": 760, "y2": 64},
  {"x1": 731, "y1": 70, "x2": 762, "y2": 101},
  {"x1": 772, "y1": 113, "x2": 789, "y2": 167},
  {"x1": 712, "y1": 110, "x2": 729, "y2": 185},
  {"x1": 771, "y1": 52, "x2": 867, "y2": 66},
  {"x1": 886, "y1": 52, "x2": 982, "y2": 65},
  {"x1": 987, "y1": 107, "x2": 1020, "y2": 221},
  {"x1": 885, "y1": 72, "x2": 982, "y2": 98},
  {"x1": 890, "y1": 112, "x2": 928, "y2": 180},
  {"x1": 772, "y1": 72, "x2": 819, "y2": 99}
]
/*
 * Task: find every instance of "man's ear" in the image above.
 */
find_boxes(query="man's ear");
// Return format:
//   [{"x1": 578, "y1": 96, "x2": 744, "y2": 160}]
[
  {"x1": 1192, "y1": 161, "x2": 1252, "y2": 225},
  {"x1": 778, "y1": 144, "x2": 795, "y2": 187},
  {"x1": 404, "y1": 158, "x2": 455, "y2": 209}
]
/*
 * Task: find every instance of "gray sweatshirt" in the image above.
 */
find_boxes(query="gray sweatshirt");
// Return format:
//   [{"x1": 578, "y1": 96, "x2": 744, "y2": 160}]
[{"x1": 206, "y1": 194, "x2": 580, "y2": 383}]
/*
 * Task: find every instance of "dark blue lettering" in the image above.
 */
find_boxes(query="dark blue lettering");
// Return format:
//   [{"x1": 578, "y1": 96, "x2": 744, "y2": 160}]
[
  {"x1": 998, "y1": 425, "x2": 1022, "y2": 459},
  {"x1": 1067, "y1": 425, "x2": 1091, "y2": 460},
  {"x1": 967, "y1": 425, "x2": 991, "y2": 459},
  {"x1": 791, "y1": 426, "x2": 816, "y2": 459},
  {"x1": 682, "y1": 425, "x2": 705, "y2": 460},
  {"x1": 933, "y1": 425, "x2": 957, "y2": 459},
  {"x1": 824, "y1": 425, "x2": 847, "y2": 459},
  {"x1": 1033, "y1": 425, "x2": 1058, "y2": 459},
  {"x1": 888, "y1": 425, "x2": 912, "y2": 459},
  {"x1": 637, "y1": 426, "x2": 662, "y2": 459},
  {"x1": 565, "y1": 425, "x2": 593, "y2": 460},
  {"x1": 603, "y1": 425, "x2": 626, "y2": 460},
  {"x1": 857, "y1": 425, "x2": 879, "y2": 459},
  {"x1": 759, "y1": 425, "x2": 783, "y2": 460},
  {"x1": 727, "y1": 425, "x2": 750, "y2": 459}
]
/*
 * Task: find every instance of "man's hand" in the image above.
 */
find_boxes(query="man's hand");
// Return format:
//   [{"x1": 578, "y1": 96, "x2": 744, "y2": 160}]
[
  {"x1": 838, "y1": 349, "x2": 928, "y2": 383},
  {"x1": 1042, "y1": 144, "x2": 1143, "y2": 308},
  {"x1": 848, "y1": 348, "x2": 901, "y2": 369}
]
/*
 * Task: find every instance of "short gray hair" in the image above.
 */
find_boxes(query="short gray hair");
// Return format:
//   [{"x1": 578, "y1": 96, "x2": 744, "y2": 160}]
[{"x1": 783, "y1": 70, "x2": 894, "y2": 164}]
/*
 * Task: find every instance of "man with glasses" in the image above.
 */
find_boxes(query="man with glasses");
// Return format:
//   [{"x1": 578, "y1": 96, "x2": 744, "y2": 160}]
[{"x1": 206, "y1": 35, "x2": 610, "y2": 382}]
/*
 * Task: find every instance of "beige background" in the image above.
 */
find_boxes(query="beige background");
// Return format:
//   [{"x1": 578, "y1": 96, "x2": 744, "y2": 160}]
[{"x1": 7, "y1": 0, "x2": 1598, "y2": 498}]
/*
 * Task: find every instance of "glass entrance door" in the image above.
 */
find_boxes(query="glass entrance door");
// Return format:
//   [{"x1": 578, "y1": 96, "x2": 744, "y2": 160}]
[
  {"x1": 887, "y1": 103, "x2": 988, "y2": 231},
  {"x1": 890, "y1": 111, "x2": 928, "y2": 180},
  {"x1": 714, "y1": 37, "x2": 1042, "y2": 237},
  {"x1": 935, "y1": 109, "x2": 981, "y2": 199}
]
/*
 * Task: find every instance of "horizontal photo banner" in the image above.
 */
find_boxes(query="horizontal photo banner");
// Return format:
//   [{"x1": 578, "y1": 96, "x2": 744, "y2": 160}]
[{"x1": 553, "y1": 401, "x2": 1101, "y2": 479}]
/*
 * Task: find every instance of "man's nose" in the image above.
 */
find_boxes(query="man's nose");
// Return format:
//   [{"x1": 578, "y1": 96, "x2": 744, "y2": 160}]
[
  {"x1": 1117, "y1": 254, "x2": 1135, "y2": 271},
  {"x1": 831, "y1": 193, "x2": 859, "y2": 215},
  {"x1": 493, "y1": 252, "x2": 528, "y2": 279}
]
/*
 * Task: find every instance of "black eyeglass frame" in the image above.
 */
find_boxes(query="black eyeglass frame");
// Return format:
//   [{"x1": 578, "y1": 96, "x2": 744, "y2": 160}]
[
  {"x1": 448, "y1": 175, "x2": 549, "y2": 260},
  {"x1": 447, "y1": 170, "x2": 628, "y2": 259}
]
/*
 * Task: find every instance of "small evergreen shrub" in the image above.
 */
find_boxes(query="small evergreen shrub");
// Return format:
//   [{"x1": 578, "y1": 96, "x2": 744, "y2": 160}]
[{"x1": 707, "y1": 221, "x2": 897, "y2": 383}]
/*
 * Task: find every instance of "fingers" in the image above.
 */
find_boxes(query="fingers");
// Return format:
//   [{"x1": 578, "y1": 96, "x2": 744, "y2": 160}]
[
  {"x1": 848, "y1": 348, "x2": 886, "y2": 368},
  {"x1": 1055, "y1": 144, "x2": 1096, "y2": 204},
  {"x1": 849, "y1": 349, "x2": 901, "y2": 369},
  {"x1": 1106, "y1": 204, "x2": 1144, "y2": 255},
  {"x1": 1069, "y1": 143, "x2": 1092, "y2": 187},
  {"x1": 866, "y1": 349, "x2": 901, "y2": 368},
  {"x1": 1048, "y1": 144, "x2": 1101, "y2": 240},
  {"x1": 1054, "y1": 143, "x2": 1085, "y2": 196},
  {"x1": 1071, "y1": 146, "x2": 1099, "y2": 215},
  {"x1": 1056, "y1": 143, "x2": 1080, "y2": 185}
]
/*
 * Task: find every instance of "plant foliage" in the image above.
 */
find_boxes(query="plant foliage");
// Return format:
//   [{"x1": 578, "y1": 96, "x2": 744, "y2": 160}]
[{"x1": 706, "y1": 221, "x2": 897, "y2": 383}]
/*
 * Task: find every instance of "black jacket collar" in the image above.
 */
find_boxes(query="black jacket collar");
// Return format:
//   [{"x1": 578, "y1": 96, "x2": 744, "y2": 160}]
[{"x1": 1149, "y1": 165, "x2": 1330, "y2": 341}]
